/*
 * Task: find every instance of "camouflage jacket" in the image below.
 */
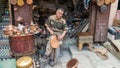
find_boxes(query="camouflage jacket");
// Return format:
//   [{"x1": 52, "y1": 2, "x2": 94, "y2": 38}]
[{"x1": 46, "y1": 15, "x2": 68, "y2": 32}]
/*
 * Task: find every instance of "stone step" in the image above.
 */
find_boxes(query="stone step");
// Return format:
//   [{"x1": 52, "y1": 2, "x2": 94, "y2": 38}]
[
  {"x1": 60, "y1": 51, "x2": 72, "y2": 68},
  {"x1": 69, "y1": 45, "x2": 120, "y2": 68},
  {"x1": 69, "y1": 45, "x2": 80, "y2": 55},
  {"x1": 69, "y1": 45, "x2": 94, "y2": 68}
]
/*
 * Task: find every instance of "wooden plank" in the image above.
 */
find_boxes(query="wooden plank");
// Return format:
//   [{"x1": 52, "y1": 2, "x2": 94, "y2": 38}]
[
  {"x1": 110, "y1": 40, "x2": 120, "y2": 51},
  {"x1": 13, "y1": 0, "x2": 32, "y2": 26},
  {"x1": 94, "y1": 5, "x2": 111, "y2": 42},
  {"x1": 82, "y1": 23, "x2": 89, "y2": 32},
  {"x1": 89, "y1": 2, "x2": 96, "y2": 35},
  {"x1": 78, "y1": 32, "x2": 93, "y2": 36},
  {"x1": 8, "y1": 0, "x2": 12, "y2": 23}
]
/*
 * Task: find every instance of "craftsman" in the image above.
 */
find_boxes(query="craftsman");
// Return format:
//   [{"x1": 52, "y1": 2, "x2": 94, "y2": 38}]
[{"x1": 41, "y1": 8, "x2": 68, "y2": 66}]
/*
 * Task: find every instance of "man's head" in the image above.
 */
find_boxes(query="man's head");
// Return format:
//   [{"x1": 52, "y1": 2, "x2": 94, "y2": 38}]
[{"x1": 56, "y1": 8, "x2": 64, "y2": 19}]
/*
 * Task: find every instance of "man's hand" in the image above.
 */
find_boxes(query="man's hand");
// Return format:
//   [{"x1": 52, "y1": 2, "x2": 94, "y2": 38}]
[
  {"x1": 57, "y1": 30, "x2": 67, "y2": 40},
  {"x1": 57, "y1": 35, "x2": 64, "y2": 40},
  {"x1": 50, "y1": 31, "x2": 54, "y2": 35},
  {"x1": 45, "y1": 23, "x2": 54, "y2": 35}
]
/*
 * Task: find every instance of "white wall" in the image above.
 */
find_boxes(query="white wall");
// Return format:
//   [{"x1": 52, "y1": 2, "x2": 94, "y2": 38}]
[{"x1": 108, "y1": 0, "x2": 119, "y2": 27}]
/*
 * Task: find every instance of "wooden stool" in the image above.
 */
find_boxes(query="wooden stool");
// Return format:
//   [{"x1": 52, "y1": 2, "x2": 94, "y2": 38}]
[{"x1": 78, "y1": 35, "x2": 93, "y2": 51}]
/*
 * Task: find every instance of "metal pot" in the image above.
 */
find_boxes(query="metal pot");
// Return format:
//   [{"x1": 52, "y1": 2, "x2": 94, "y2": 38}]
[
  {"x1": 16, "y1": 56, "x2": 33, "y2": 68},
  {"x1": 100, "y1": 5, "x2": 107, "y2": 13},
  {"x1": 96, "y1": 0, "x2": 104, "y2": 6},
  {"x1": 105, "y1": 0, "x2": 111, "y2": 5}
]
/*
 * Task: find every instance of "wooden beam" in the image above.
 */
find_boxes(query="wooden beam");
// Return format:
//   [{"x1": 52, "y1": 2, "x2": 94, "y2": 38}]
[{"x1": 8, "y1": 0, "x2": 12, "y2": 24}]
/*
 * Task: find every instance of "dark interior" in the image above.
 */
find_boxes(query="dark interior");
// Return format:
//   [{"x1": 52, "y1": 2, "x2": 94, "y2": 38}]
[{"x1": 33, "y1": 0, "x2": 90, "y2": 38}]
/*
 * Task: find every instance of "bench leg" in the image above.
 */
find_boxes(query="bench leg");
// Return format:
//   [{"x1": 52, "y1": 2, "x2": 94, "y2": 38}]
[
  {"x1": 88, "y1": 42, "x2": 93, "y2": 51},
  {"x1": 79, "y1": 42, "x2": 83, "y2": 51}
]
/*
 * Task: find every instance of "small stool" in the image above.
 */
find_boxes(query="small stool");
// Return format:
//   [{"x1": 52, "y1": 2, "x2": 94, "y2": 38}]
[
  {"x1": 66, "y1": 58, "x2": 79, "y2": 68},
  {"x1": 78, "y1": 35, "x2": 93, "y2": 51}
]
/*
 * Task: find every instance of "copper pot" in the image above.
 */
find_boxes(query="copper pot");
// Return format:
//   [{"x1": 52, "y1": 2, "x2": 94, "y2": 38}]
[
  {"x1": 13, "y1": 29, "x2": 18, "y2": 35},
  {"x1": 105, "y1": 0, "x2": 111, "y2": 5},
  {"x1": 96, "y1": 0, "x2": 104, "y2": 6},
  {"x1": 67, "y1": 58, "x2": 79, "y2": 68},
  {"x1": 111, "y1": 0, "x2": 116, "y2": 3},
  {"x1": 7, "y1": 24, "x2": 15, "y2": 31},
  {"x1": 9, "y1": 30, "x2": 13, "y2": 36},
  {"x1": 16, "y1": 56, "x2": 33, "y2": 68},
  {"x1": 3, "y1": 30, "x2": 12, "y2": 35},
  {"x1": 16, "y1": 30, "x2": 22, "y2": 36},
  {"x1": 30, "y1": 25, "x2": 36, "y2": 32}
]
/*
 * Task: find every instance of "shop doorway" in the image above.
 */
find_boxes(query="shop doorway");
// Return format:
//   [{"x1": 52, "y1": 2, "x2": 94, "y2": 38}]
[{"x1": 33, "y1": 0, "x2": 91, "y2": 38}]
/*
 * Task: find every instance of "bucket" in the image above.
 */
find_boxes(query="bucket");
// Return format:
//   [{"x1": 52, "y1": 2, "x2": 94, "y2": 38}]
[{"x1": 9, "y1": 34, "x2": 35, "y2": 55}]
